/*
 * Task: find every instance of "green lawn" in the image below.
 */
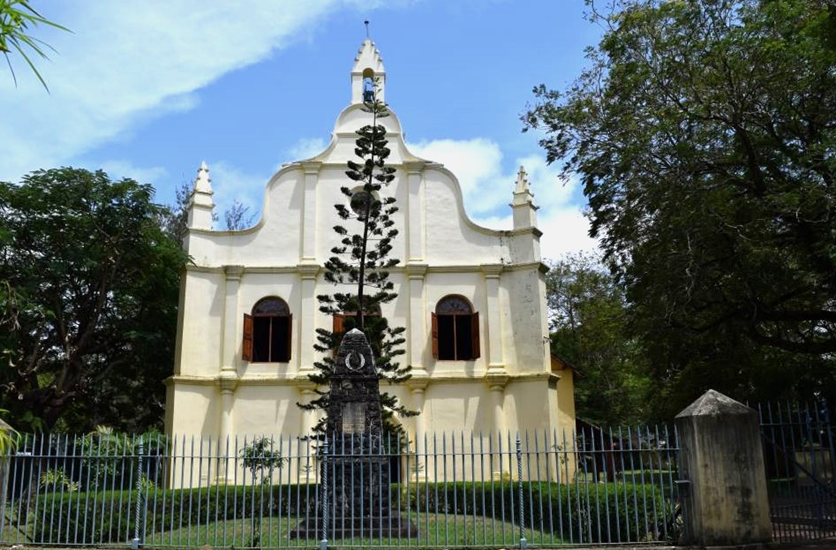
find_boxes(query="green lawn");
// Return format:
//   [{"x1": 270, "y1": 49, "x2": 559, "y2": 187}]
[{"x1": 145, "y1": 512, "x2": 564, "y2": 548}]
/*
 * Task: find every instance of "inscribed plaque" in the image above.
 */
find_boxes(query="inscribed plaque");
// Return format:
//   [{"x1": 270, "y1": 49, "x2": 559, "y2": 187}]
[{"x1": 342, "y1": 402, "x2": 366, "y2": 434}]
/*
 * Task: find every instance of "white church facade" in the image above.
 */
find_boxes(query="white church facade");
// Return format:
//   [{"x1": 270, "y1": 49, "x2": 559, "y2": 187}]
[{"x1": 164, "y1": 39, "x2": 575, "y2": 446}]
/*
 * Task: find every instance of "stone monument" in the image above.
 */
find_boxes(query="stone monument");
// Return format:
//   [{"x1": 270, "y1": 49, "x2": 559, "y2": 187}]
[{"x1": 292, "y1": 329, "x2": 417, "y2": 539}]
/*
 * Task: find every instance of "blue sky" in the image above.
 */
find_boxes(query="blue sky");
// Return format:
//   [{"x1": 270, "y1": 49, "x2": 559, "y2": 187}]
[{"x1": 1, "y1": 0, "x2": 602, "y2": 260}]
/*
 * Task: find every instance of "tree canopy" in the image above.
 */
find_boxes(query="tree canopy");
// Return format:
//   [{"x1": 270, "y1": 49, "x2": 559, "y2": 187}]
[
  {"x1": 546, "y1": 253, "x2": 650, "y2": 425},
  {"x1": 0, "y1": 168, "x2": 187, "y2": 432},
  {"x1": 526, "y1": 0, "x2": 836, "y2": 415}
]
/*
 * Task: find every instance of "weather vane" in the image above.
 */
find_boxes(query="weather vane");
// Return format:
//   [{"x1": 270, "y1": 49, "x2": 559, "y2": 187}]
[{"x1": 364, "y1": 20, "x2": 370, "y2": 39}]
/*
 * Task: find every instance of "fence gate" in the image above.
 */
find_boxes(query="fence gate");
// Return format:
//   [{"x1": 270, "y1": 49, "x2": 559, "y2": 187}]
[{"x1": 759, "y1": 401, "x2": 836, "y2": 543}]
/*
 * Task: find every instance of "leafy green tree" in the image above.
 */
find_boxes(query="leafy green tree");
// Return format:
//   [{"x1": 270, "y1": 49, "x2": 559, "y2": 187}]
[
  {"x1": 525, "y1": 0, "x2": 836, "y2": 416},
  {"x1": 240, "y1": 437, "x2": 285, "y2": 485},
  {"x1": 1, "y1": 0, "x2": 69, "y2": 90},
  {"x1": 0, "y1": 168, "x2": 188, "y2": 432},
  {"x1": 158, "y1": 179, "x2": 192, "y2": 247},
  {"x1": 301, "y1": 81, "x2": 414, "y2": 433},
  {"x1": 547, "y1": 253, "x2": 650, "y2": 425}
]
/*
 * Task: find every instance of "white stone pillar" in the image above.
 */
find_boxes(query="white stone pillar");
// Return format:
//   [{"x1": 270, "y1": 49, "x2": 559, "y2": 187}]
[
  {"x1": 407, "y1": 264, "x2": 428, "y2": 375},
  {"x1": 481, "y1": 264, "x2": 504, "y2": 372},
  {"x1": 297, "y1": 265, "x2": 319, "y2": 373},
  {"x1": 404, "y1": 162, "x2": 425, "y2": 263},
  {"x1": 300, "y1": 162, "x2": 321, "y2": 263}
]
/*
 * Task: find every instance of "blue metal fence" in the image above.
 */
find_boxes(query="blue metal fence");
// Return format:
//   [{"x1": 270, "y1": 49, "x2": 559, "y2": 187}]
[{"x1": 0, "y1": 427, "x2": 680, "y2": 548}]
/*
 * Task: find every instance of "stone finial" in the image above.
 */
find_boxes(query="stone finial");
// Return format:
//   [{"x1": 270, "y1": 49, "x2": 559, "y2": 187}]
[
  {"x1": 511, "y1": 164, "x2": 538, "y2": 229},
  {"x1": 187, "y1": 161, "x2": 215, "y2": 231},
  {"x1": 676, "y1": 388, "x2": 754, "y2": 418},
  {"x1": 514, "y1": 166, "x2": 531, "y2": 197},
  {"x1": 194, "y1": 161, "x2": 213, "y2": 194}
]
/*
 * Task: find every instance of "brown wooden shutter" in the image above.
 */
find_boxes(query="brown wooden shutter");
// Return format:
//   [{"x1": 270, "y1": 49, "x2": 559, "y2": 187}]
[
  {"x1": 333, "y1": 313, "x2": 345, "y2": 335},
  {"x1": 331, "y1": 314, "x2": 345, "y2": 358},
  {"x1": 431, "y1": 312, "x2": 439, "y2": 359},
  {"x1": 286, "y1": 314, "x2": 293, "y2": 361},
  {"x1": 471, "y1": 312, "x2": 481, "y2": 359},
  {"x1": 242, "y1": 313, "x2": 253, "y2": 361}
]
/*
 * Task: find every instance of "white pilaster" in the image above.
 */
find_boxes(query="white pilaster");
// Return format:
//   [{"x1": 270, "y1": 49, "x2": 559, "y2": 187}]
[
  {"x1": 406, "y1": 264, "x2": 428, "y2": 374},
  {"x1": 300, "y1": 162, "x2": 321, "y2": 263},
  {"x1": 297, "y1": 264, "x2": 320, "y2": 373},
  {"x1": 404, "y1": 161, "x2": 426, "y2": 263},
  {"x1": 221, "y1": 265, "x2": 244, "y2": 374},
  {"x1": 408, "y1": 379, "x2": 429, "y2": 481},
  {"x1": 487, "y1": 375, "x2": 509, "y2": 479},
  {"x1": 482, "y1": 264, "x2": 505, "y2": 371},
  {"x1": 217, "y1": 374, "x2": 238, "y2": 484},
  {"x1": 298, "y1": 383, "x2": 317, "y2": 434}
]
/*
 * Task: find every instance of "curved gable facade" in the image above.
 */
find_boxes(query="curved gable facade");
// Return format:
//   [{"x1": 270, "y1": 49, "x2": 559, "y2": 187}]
[{"x1": 165, "y1": 39, "x2": 574, "y2": 450}]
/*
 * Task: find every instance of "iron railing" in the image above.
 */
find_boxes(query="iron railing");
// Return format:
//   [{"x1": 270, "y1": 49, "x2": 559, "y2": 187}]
[
  {"x1": 0, "y1": 427, "x2": 680, "y2": 548},
  {"x1": 759, "y1": 401, "x2": 836, "y2": 542}
]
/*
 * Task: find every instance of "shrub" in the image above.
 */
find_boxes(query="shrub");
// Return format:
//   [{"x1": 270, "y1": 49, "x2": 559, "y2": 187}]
[
  {"x1": 402, "y1": 481, "x2": 671, "y2": 543},
  {"x1": 32, "y1": 483, "x2": 319, "y2": 544}
]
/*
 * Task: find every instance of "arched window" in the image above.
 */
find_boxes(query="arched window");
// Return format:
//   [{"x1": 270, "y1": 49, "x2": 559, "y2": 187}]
[
  {"x1": 242, "y1": 297, "x2": 292, "y2": 362},
  {"x1": 432, "y1": 295, "x2": 480, "y2": 361}
]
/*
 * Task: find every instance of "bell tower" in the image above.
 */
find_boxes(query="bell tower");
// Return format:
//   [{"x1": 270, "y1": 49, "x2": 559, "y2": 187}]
[{"x1": 351, "y1": 35, "x2": 386, "y2": 105}]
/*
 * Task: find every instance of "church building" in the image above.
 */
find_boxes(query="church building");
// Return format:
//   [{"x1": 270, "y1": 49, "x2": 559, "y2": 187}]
[{"x1": 164, "y1": 39, "x2": 575, "y2": 445}]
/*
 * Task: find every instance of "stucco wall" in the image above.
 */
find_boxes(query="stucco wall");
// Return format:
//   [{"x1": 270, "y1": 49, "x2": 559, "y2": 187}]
[{"x1": 165, "y1": 45, "x2": 574, "y2": 449}]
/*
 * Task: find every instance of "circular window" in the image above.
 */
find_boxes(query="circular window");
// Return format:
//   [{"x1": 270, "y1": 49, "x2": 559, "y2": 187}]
[{"x1": 349, "y1": 188, "x2": 379, "y2": 219}]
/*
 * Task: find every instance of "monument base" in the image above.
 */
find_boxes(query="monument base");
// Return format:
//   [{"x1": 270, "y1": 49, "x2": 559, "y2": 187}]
[{"x1": 290, "y1": 512, "x2": 419, "y2": 539}]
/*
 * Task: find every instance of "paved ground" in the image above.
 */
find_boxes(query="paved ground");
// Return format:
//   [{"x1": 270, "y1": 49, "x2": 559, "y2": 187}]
[{"x1": 774, "y1": 542, "x2": 836, "y2": 549}]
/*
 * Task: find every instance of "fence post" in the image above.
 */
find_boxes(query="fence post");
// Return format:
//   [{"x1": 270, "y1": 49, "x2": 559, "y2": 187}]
[
  {"x1": 320, "y1": 436, "x2": 329, "y2": 550},
  {"x1": 675, "y1": 389, "x2": 771, "y2": 548},
  {"x1": 516, "y1": 433, "x2": 527, "y2": 549},
  {"x1": 0, "y1": 419, "x2": 14, "y2": 544},
  {"x1": 131, "y1": 434, "x2": 144, "y2": 550}
]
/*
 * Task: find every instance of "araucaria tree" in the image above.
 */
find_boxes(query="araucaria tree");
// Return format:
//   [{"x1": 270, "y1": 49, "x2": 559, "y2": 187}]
[
  {"x1": 302, "y1": 82, "x2": 414, "y2": 431},
  {"x1": 524, "y1": 0, "x2": 836, "y2": 415}
]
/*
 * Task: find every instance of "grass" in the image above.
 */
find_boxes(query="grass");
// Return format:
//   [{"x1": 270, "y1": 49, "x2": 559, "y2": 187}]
[{"x1": 145, "y1": 512, "x2": 565, "y2": 548}]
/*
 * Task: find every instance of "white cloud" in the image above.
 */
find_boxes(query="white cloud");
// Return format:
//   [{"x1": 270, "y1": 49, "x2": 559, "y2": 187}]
[
  {"x1": 204, "y1": 161, "x2": 272, "y2": 229},
  {"x1": 410, "y1": 138, "x2": 503, "y2": 214},
  {"x1": 98, "y1": 160, "x2": 167, "y2": 187},
  {"x1": 0, "y1": 1, "x2": 379, "y2": 182},
  {"x1": 410, "y1": 137, "x2": 599, "y2": 259},
  {"x1": 284, "y1": 137, "x2": 329, "y2": 163}
]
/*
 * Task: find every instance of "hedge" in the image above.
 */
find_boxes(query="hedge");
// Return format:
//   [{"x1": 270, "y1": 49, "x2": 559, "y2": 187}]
[
  {"x1": 33, "y1": 481, "x2": 671, "y2": 544},
  {"x1": 402, "y1": 481, "x2": 671, "y2": 543},
  {"x1": 33, "y1": 483, "x2": 318, "y2": 544}
]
